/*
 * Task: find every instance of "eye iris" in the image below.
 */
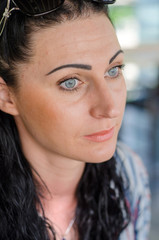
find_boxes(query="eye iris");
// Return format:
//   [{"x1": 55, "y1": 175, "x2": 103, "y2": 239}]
[
  {"x1": 108, "y1": 67, "x2": 118, "y2": 77},
  {"x1": 65, "y1": 79, "x2": 76, "y2": 88}
]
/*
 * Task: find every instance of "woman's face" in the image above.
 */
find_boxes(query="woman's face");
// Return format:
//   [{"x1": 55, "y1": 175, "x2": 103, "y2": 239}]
[{"x1": 12, "y1": 13, "x2": 126, "y2": 164}]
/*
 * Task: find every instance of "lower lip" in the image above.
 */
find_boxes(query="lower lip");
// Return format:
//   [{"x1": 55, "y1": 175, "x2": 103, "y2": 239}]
[{"x1": 84, "y1": 127, "x2": 115, "y2": 143}]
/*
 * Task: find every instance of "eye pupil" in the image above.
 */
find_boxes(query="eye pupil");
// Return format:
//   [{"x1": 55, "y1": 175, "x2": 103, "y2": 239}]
[
  {"x1": 108, "y1": 67, "x2": 118, "y2": 77},
  {"x1": 65, "y1": 79, "x2": 76, "y2": 88}
]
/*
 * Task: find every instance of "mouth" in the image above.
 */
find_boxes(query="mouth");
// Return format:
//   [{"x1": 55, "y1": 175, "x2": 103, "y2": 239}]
[{"x1": 84, "y1": 127, "x2": 115, "y2": 142}]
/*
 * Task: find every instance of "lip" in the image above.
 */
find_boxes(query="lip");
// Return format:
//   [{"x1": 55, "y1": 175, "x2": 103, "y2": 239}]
[{"x1": 84, "y1": 127, "x2": 115, "y2": 142}]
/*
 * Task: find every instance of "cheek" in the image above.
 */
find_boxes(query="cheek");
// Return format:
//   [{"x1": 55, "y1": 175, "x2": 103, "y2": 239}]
[
  {"x1": 121, "y1": 84, "x2": 127, "y2": 111},
  {"x1": 116, "y1": 80, "x2": 127, "y2": 108},
  {"x1": 16, "y1": 86, "x2": 85, "y2": 137},
  {"x1": 15, "y1": 86, "x2": 59, "y2": 132},
  {"x1": 113, "y1": 81, "x2": 126, "y2": 126}
]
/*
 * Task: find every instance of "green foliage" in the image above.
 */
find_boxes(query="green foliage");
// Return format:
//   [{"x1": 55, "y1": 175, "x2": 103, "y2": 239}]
[{"x1": 109, "y1": 6, "x2": 135, "y2": 26}]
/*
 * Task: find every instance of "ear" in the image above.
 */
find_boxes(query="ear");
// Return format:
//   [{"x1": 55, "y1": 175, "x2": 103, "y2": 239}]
[{"x1": 0, "y1": 77, "x2": 19, "y2": 116}]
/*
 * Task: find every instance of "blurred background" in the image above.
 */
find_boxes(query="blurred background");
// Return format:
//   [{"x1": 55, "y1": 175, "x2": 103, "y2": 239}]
[{"x1": 109, "y1": 0, "x2": 159, "y2": 239}]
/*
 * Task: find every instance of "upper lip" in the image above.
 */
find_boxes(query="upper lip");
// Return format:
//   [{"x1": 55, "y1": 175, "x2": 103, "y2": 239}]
[{"x1": 85, "y1": 127, "x2": 114, "y2": 137}]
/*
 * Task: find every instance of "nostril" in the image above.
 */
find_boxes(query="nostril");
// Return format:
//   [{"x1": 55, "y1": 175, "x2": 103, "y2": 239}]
[
  {"x1": 89, "y1": 92, "x2": 119, "y2": 119},
  {"x1": 89, "y1": 102, "x2": 119, "y2": 119}
]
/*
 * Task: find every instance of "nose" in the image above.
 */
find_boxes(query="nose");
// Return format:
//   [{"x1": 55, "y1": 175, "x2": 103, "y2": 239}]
[{"x1": 89, "y1": 81, "x2": 120, "y2": 119}]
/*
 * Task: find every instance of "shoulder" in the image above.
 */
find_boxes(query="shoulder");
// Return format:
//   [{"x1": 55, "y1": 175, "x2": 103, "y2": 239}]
[
  {"x1": 115, "y1": 141, "x2": 151, "y2": 240},
  {"x1": 115, "y1": 141, "x2": 149, "y2": 194}
]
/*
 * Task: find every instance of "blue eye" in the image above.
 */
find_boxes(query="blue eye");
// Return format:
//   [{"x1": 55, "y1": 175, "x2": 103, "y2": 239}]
[
  {"x1": 108, "y1": 67, "x2": 118, "y2": 77},
  {"x1": 106, "y1": 65, "x2": 125, "y2": 78},
  {"x1": 59, "y1": 78, "x2": 79, "y2": 91}
]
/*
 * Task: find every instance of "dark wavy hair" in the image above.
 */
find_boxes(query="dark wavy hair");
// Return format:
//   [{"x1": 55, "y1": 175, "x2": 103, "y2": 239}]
[{"x1": 0, "y1": 0, "x2": 130, "y2": 239}]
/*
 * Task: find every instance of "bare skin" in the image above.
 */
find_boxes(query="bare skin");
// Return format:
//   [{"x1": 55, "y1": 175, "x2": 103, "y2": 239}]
[{"x1": 0, "y1": 13, "x2": 126, "y2": 239}]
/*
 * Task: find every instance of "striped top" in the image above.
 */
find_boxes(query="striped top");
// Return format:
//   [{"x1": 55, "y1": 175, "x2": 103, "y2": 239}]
[{"x1": 115, "y1": 142, "x2": 151, "y2": 240}]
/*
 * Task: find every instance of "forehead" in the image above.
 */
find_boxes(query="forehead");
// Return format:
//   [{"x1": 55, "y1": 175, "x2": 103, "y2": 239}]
[{"x1": 26, "y1": 14, "x2": 121, "y2": 76}]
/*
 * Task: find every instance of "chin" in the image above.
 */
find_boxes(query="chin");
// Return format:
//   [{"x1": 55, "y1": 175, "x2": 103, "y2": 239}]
[
  {"x1": 85, "y1": 143, "x2": 116, "y2": 164},
  {"x1": 83, "y1": 130, "x2": 119, "y2": 163}
]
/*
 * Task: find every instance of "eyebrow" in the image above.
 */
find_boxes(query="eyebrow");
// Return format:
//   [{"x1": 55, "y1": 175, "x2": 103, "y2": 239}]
[
  {"x1": 46, "y1": 49, "x2": 124, "y2": 76},
  {"x1": 46, "y1": 64, "x2": 92, "y2": 75},
  {"x1": 109, "y1": 50, "x2": 124, "y2": 64}
]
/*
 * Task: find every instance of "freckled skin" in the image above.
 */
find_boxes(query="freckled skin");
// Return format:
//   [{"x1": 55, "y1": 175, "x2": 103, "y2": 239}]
[{"x1": 12, "y1": 14, "x2": 126, "y2": 167}]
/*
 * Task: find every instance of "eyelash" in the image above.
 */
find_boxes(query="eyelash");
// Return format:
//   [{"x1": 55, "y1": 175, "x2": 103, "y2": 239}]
[
  {"x1": 58, "y1": 64, "x2": 125, "y2": 92},
  {"x1": 58, "y1": 77, "x2": 82, "y2": 93},
  {"x1": 105, "y1": 64, "x2": 125, "y2": 78}
]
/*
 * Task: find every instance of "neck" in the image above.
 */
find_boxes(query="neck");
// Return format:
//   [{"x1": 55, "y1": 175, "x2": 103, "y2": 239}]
[
  {"x1": 32, "y1": 153, "x2": 85, "y2": 198},
  {"x1": 25, "y1": 149, "x2": 85, "y2": 231}
]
